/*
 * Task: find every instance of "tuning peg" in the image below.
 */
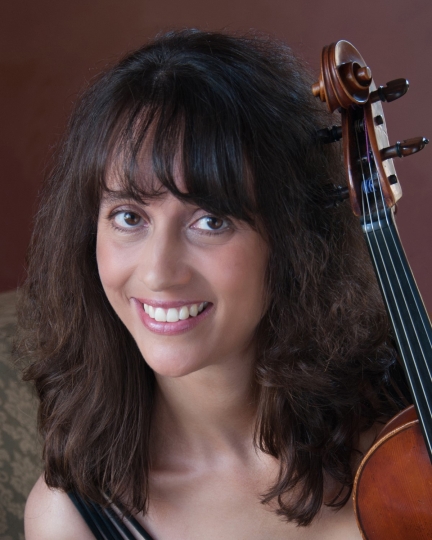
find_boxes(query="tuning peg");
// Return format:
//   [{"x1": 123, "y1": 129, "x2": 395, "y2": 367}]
[
  {"x1": 380, "y1": 137, "x2": 429, "y2": 161},
  {"x1": 370, "y1": 78, "x2": 409, "y2": 103},
  {"x1": 316, "y1": 125, "x2": 343, "y2": 144},
  {"x1": 323, "y1": 185, "x2": 349, "y2": 207},
  {"x1": 374, "y1": 115, "x2": 384, "y2": 126}
]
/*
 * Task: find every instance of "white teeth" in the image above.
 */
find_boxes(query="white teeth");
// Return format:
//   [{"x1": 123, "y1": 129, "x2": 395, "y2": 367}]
[
  {"x1": 144, "y1": 302, "x2": 208, "y2": 322},
  {"x1": 166, "y1": 308, "x2": 179, "y2": 322},
  {"x1": 179, "y1": 306, "x2": 189, "y2": 320},
  {"x1": 154, "y1": 308, "x2": 167, "y2": 322}
]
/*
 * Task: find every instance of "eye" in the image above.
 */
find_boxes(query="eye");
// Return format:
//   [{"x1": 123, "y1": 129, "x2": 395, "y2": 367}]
[
  {"x1": 113, "y1": 211, "x2": 142, "y2": 229},
  {"x1": 192, "y1": 215, "x2": 230, "y2": 233}
]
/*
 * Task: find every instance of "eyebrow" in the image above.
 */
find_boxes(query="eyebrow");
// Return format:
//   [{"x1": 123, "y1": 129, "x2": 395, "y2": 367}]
[{"x1": 100, "y1": 190, "x2": 147, "y2": 206}]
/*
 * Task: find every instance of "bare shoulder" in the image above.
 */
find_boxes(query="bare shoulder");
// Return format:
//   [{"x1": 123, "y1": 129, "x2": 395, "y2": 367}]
[{"x1": 25, "y1": 475, "x2": 95, "y2": 540}]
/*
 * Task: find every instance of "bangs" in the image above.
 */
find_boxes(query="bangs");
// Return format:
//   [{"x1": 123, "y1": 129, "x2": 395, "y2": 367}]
[{"x1": 97, "y1": 66, "x2": 258, "y2": 224}]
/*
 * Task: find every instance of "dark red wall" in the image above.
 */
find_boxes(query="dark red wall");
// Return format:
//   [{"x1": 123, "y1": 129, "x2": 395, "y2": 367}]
[{"x1": 1, "y1": 0, "x2": 431, "y2": 309}]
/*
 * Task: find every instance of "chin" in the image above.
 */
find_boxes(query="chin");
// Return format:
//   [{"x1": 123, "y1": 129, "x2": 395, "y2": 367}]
[
  {"x1": 138, "y1": 344, "x2": 208, "y2": 379},
  {"x1": 147, "y1": 359, "x2": 206, "y2": 379}
]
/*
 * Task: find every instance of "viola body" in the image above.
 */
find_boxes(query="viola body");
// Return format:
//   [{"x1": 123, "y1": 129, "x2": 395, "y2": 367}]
[{"x1": 354, "y1": 405, "x2": 432, "y2": 539}]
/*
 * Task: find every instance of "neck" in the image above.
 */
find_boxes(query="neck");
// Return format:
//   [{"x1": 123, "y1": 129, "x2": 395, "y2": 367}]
[{"x1": 150, "y1": 356, "x2": 259, "y2": 469}]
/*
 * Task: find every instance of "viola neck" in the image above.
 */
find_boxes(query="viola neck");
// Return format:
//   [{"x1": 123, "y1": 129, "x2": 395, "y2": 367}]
[{"x1": 361, "y1": 207, "x2": 432, "y2": 461}]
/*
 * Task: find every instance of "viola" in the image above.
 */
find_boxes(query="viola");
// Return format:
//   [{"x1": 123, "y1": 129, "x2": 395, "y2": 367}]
[{"x1": 311, "y1": 41, "x2": 432, "y2": 539}]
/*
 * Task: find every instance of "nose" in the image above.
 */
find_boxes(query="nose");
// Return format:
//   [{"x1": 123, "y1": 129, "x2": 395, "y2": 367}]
[{"x1": 139, "y1": 224, "x2": 192, "y2": 292}]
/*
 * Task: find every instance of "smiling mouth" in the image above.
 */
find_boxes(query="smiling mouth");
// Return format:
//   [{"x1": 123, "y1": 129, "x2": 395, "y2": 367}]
[{"x1": 143, "y1": 302, "x2": 209, "y2": 322}]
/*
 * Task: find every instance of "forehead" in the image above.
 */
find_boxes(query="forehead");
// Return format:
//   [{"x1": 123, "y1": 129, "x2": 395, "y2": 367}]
[
  {"x1": 97, "y1": 110, "x2": 257, "y2": 225},
  {"x1": 104, "y1": 142, "x2": 187, "y2": 199}
]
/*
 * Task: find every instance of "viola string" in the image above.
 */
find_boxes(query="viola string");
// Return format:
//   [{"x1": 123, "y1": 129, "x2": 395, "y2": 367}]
[
  {"x1": 363, "y1": 114, "x2": 432, "y2": 395},
  {"x1": 355, "y1": 116, "x2": 431, "y2": 442},
  {"x1": 363, "y1": 116, "x2": 425, "y2": 365},
  {"x1": 360, "y1": 112, "x2": 432, "y2": 450},
  {"x1": 353, "y1": 116, "x2": 397, "y2": 334},
  {"x1": 356, "y1": 123, "x2": 410, "y2": 361},
  {"x1": 384, "y1": 216, "x2": 432, "y2": 382},
  {"x1": 352, "y1": 113, "x2": 404, "y2": 351},
  {"x1": 365, "y1": 117, "x2": 432, "y2": 366}
]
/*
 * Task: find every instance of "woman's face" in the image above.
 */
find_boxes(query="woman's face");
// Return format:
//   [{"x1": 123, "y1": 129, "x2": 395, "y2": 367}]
[{"x1": 96, "y1": 169, "x2": 268, "y2": 378}]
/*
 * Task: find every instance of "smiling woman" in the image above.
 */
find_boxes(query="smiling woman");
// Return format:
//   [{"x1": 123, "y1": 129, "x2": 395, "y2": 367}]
[
  {"x1": 97, "y1": 189, "x2": 268, "y2": 377},
  {"x1": 16, "y1": 30, "x2": 409, "y2": 540}
]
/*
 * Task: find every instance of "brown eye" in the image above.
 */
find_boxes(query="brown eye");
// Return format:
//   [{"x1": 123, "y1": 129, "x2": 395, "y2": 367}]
[
  {"x1": 113, "y1": 211, "x2": 142, "y2": 229},
  {"x1": 205, "y1": 217, "x2": 224, "y2": 230},
  {"x1": 192, "y1": 215, "x2": 229, "y2": 233},
  {"x1": 123, "y1": 212, "x2": 140, "y2": 226}
]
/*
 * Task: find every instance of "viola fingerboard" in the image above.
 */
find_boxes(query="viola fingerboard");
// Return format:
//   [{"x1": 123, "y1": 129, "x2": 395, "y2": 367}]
[{"x1": 361, "y1": 207, "x2": 432, "y2": 462}]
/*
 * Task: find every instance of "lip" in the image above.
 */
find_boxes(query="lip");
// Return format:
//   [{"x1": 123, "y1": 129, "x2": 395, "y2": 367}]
[
  {"x1": 132, "y1": 298, "x2": 213, "y2": 336},
  {"x1": 135, "y1": 298, "x2": 208, "y2": 309}
]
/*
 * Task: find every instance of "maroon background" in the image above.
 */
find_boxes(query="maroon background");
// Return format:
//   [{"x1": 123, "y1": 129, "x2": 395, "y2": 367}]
[{"x1": 1, "y1": 0, "x2": 431, "y2": 309}]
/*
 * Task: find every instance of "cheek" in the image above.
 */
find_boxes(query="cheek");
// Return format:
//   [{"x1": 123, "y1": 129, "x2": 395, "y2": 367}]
[
  {"x1": 96, "y1": 232, "x2": 132, "y2": 298},
  {"x1": 206, "y1": 238, "x2": 268, "y2": 315}
]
